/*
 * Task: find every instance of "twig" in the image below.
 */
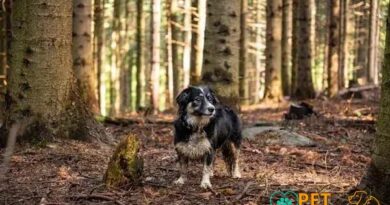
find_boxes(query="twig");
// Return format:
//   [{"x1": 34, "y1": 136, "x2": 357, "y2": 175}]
[
  {"x1": 68, "y1": 194, "x2": 125, "y2": 205},
  {"x1": 235, "y1": 181, "x2": 253, "y2": 201}
]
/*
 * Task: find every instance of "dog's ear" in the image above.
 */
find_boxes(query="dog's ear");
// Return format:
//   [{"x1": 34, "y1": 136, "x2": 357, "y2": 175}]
[
  {"x1": 207, "y1": 87, "x2": 220, "y2": 104},
  {"x1": 176, "y1": 87, "x2": 192, "y2": 106}
]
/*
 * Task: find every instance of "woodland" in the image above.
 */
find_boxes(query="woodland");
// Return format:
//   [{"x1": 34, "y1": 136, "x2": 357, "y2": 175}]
[{"x1": 0, "y1": 0, "x2": 389, "y2": 204}]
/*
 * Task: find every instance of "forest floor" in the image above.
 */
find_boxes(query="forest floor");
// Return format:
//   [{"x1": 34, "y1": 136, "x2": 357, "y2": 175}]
[{"x1": 0, "y1": 97, "x2": 379, "y2": 205}]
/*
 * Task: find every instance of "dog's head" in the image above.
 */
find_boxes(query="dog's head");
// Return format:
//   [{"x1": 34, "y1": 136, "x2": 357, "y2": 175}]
[{"x1": 176, "y1": 86, "x2": 219, "y2": 118}]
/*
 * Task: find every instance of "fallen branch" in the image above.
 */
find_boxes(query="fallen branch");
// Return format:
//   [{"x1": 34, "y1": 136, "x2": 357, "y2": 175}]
[{"x1": 235, "y1": 181, "x2": 254, "y2": 201}]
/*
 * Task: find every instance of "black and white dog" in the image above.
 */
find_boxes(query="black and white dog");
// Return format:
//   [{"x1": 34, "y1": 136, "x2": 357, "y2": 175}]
[{"x1": 173, "y1": 86, "x2": 242, "y2": 188}]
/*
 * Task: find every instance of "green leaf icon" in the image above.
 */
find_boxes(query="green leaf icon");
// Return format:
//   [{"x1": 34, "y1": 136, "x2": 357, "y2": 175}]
[{"x1": 276, "y1": 197, "x2": 293, "y2": 205}]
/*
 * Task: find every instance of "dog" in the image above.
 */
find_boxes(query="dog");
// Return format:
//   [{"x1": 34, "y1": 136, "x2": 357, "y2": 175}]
[{"x1": 173, "y1": 86, "x2": 242, "y2": 188}]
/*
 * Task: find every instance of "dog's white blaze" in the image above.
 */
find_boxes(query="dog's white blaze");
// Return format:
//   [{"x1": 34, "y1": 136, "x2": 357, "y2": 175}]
[
  {"x1": 200, "y1": 164, "x2": 212, "y2": 188},
  {"x1": 175, "y1": 132, "x2": 211, "y2": 159}
]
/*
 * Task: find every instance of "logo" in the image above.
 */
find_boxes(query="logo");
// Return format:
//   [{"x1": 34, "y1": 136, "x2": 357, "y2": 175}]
[
  {"x1": 270, "y1": 190, "x2": 331, "y2": 205},
  {"x1": 348, "y1": 191, "x2": 380, "y2": 205}
]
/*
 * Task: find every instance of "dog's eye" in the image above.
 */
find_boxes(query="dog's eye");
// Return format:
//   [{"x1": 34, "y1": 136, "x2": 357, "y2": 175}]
[{"x1": 206, "y1": 94, "x2": 213, "y2": 102}]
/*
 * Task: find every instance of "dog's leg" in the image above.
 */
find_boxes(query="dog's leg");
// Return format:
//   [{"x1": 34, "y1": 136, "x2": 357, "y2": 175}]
[
  {"x1": 174, "y1": 156, "x2": 188, "y2": 185},
  {"x1": 222, "y1": 142, "x2": 241, "y2": 178},
  {"x1": 200, "y1": 152, "x2": 214, "y2": 189}
]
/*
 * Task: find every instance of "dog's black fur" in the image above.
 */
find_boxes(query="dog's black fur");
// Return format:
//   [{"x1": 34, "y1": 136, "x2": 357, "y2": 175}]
[{"x1": 173, "y1": 86, "x2": 242, "y2": 188}]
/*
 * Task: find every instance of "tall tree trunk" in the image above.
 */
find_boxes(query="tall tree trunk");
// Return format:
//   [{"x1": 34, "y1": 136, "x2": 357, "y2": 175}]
[
  {"x1": 360, "y1": 3, "x2": 390, "y2": 201},
  {"x1": 170, "y1": 0, "x2": 182, "y2": 98},
  {"x1": 73, "y1": 0, "x2": 98, "y2": 114},
  {"x1": 281, "y1": 0, "x2": 292, "y2": 96},
  {"x1": 202, "y1": 0, "x2": 241, "y2": 110},
  {"x1": 354, "y1": 0, "x2": 369, "y2": 84},
  {"x1": 294, "y1": 0, "x2": 316, "y2": 99},
  {"x1": 182, "y1": 0, "x2": 192, "y2": 88},
  {"x1": 368, "y1": 0, "x2": 379, "y2": 84},
  {"x1": 264, "y1": 0, "x2": 283, "y2": 102},
  {"x1": 190, "y1": 0, "x2": 206, "y2": 85},
  {"x1": 291, "y1": 0, "x2": 298, "y2": 95},
  {"x1": 254, "y1": 0, "x2": 263, "y2": 104},
  {"x1": 339, "y1": 0, "x2": 350, "y2": 89},
  {"x1": 1, "y1": 0, "x2": 101, "y2": 144},
  {"x1": 239, "y1": 0, "x2": 249, "y2": 105},
  {"x1": 327, "y1": 0, "x2": 340, "y2": 97},
  {"x1": 94, "y1": 0, "x2": 106, "y2": 115},
  {"x1": 150, "y1": 0, "x2": 161, "y2": 112},
  {"x1": 166, "y1": 0, "x2": 174, "y2": 108},
  {"x1": 136, "y1": 0, "x2": 145, "y2": 110},
  {"x1": 0, "y1": 2, "x2": 7, "y2": 100}
]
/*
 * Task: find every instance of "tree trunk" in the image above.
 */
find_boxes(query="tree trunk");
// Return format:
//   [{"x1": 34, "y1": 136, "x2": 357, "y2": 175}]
[
  {"x1": 150, "y1": 0, "x2": 161, "y2": 112},
  {"x1": 94, "y1": 0, "x2": 106, "y2": 115},
  {"x1": 291, "y1": 0, "x2": 298, "y2": 95},
  {"x1": 327, "y1": 0, "x2": 340, "y2": 97},
  {"x1": 368, "y1": 0, "x2": 379, "y2": 84},
  {"x1": 182, "y1": 0, "x2": 192, "y2": 88},
  {"x1": 281, "y1": 0, "x2": 292, "y2": 96},
  {"x1": 1, "y1": 0, "x2": 100, "y2": 144},
  {"x1": 136, "y1": 0, "x2": 145, "y2": 110},
  {"x1": 0, "y1": 2, "x2": 7, "y2": 101},
  {"x1": 264, "y1": 0, "x2": 283, "y2": 102},
  {"x1": 190, "y1": 0, "x2": 206, "y2": 85},
  {"x1": 202, "y1": 0, "x2": 241, "y2": 110},
  {"x1": 239, "y1": 0, "x2": 249, "y2": 105},
  {"x1": 73, "y1": 0, "x2": 98, "y2": 114},
  {"x1": 294, "y1": 0, "x2": 316, "y2": 99},
  {"x1": 166, "y1": 0, "x2": 174, "y2": 109},
  {"x1": 170, "y1": 0, "x2": 182, "y2": 98},
  {"x1": 339, "y1": 0, "x2": 350, "y2": 89},
  {"x1": 354, "y1": 0, "x2": 369, "y2": 85},
  {"x1": 360, "y1": 3, "x2": 390, "y2": 201},
  {"x1": 254, "y1": 0, "x2": 263, "y2": 104}
]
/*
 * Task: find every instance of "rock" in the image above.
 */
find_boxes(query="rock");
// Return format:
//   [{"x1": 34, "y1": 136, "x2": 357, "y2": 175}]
[
  {"x1": 243, "y1": 126, "x2": 316, "y2": 147},
  {"x1": 104, "y1": 134, "x2": 143, "y2": 187}
]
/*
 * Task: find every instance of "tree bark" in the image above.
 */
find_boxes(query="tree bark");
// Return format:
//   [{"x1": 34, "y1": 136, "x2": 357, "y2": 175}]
[
  {"x1": 1, "y1": 0, "x2": 101, "y2": 144},
  {"x1": 136, "y1": 0, "x2": 145, "y2": 110},
  {"x1": 182, "y1": 0, "x2": 192, "y2": 88},
  {"x1": 166, "y1": 0, "x2": 174, "y2": 109},
  {"x1": 281, "y1": 0, "x2": 292, "y2": 96},
  {"x1": 294, "y1": 0, "x2": 316, "y2": 99},
  {"x1": 94, "y1": 0, "x2": 106, "y2": 115},
  {"x1": 327, "y1": 0, "x2": 340, "y2": 97},
  {"x1": 368, "y1": 0, "x2": 379, "y2": 84},
  {"x1": 239, "y1": 0, "x2": 249, "y2": 105},
  {"x1": 150, "y1": 0, "x2": 161, "y2": 112},
  {"x1": 254, "y1": 0, "x2": 263, "y2": 104},
  {"x1": 202, "y1": 0, "x2": 241, "y2": 110},
  {"x1": 73, "y1": 0, "x2": 98, "y2": 114},
  {"x1": 170, "y1": 0, "x2": 182, "y2": 98},
  {"x1": 291, "y1": 0, "x2": 298, "y2": 96},
  {"x1": 264, "y1": 0, "x2": 283, "y2": 102},
  {"x1": 360, "y1": 3, "x2": 390, "y2": 201},
  {"x1": 190, "y1": 0, "x2": 206, "y2": 85}
]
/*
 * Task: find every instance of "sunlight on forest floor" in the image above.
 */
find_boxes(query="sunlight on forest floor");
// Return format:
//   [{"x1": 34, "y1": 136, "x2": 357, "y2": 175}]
[{"x1": 0, "y1": 98, "x2": 378, "y2": 204}]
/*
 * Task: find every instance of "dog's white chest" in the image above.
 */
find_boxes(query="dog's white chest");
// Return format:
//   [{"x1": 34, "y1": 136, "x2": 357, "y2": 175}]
[{"x1": 175, "y1": 132, "x2": 211, "y2": 159}]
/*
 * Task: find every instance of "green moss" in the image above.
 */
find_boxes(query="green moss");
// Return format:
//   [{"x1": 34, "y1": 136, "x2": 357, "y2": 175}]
[{"x1": 104, "y1": 134, "x2": 143, "y2": 187}]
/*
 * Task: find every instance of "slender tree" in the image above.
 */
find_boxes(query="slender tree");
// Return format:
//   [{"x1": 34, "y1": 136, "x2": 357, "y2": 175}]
[
  {"x1": 190, "y1": 0, "x2": 206, "y2": 85},
  {"x1": 368, "y1": 0, "x2": 379, "y2": 84},
  {"x1": 73, "y1": 0, "x2": 98, "y2": 113},
  {"x1": 294, "y1": 0, "x2": 316, "y2": 99},
  {"x1": 1, "y1": 0, "x2": 101, "y2": 144},
  {"x1": 136, "y1": 0, "x2": 145, "y2": 110},
  {"x1": 281, "y1": 0, "x2": 292, "y2": 96},
  {"x1": 150, "y1": 0, "x2": 161, "y2": 112},
  {"x1": 94, "y1": 0, "x2": 106, "y2": 115},
  {"x1": 166, "y1": 0, "x2": 174, "y2": 108},
  {"x1": 291, "y1": 0, "x2": 298, "y2": 96},
  {"x1": 360, "y1": 3, "x2": 390, "y2": 201},
  {"x1": 202, "y1": 0, "x2": 241, "y2": 109},
  {"x1": 264, "y1": 0, "x2": 283, "y2": 102},
  {"x1": 170, "y1": 0, "x2": 182, "y2": 98},
  {"x1": 254, "y1": 0, "x2": 264, "y2": 104},
  {"x1": 327, "y1": 0, "x2": 340, "y2": 97},
  {"x1": 239, "y1": 0, "x2": 249, "y2": 105},
  {"x1": 182, "y1": 0, "x2": 192, "y2": 88}
]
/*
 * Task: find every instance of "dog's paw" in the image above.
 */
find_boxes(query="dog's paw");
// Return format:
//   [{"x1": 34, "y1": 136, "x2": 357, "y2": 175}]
[
  {"x1": 200, "y1": 180, "x2": 212, "y2": 189},
  {"x1": 174, "y1": 177, "x2": 185, "y2": 185}
]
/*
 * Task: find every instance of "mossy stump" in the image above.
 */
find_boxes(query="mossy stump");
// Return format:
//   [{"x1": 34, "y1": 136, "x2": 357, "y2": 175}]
[{"x1": 104, "y1": 134, "x2": 143, "y2": 187}]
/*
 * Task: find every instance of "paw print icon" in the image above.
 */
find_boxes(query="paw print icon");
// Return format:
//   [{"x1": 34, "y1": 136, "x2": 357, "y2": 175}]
[{"x1": 277, "y1": 197, "x2": 293, "y2": 205}]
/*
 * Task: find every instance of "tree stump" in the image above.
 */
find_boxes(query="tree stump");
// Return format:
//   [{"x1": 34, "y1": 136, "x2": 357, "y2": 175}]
[{"x1": 104, "y1": 134, "x2": 143, "y2": 187}]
